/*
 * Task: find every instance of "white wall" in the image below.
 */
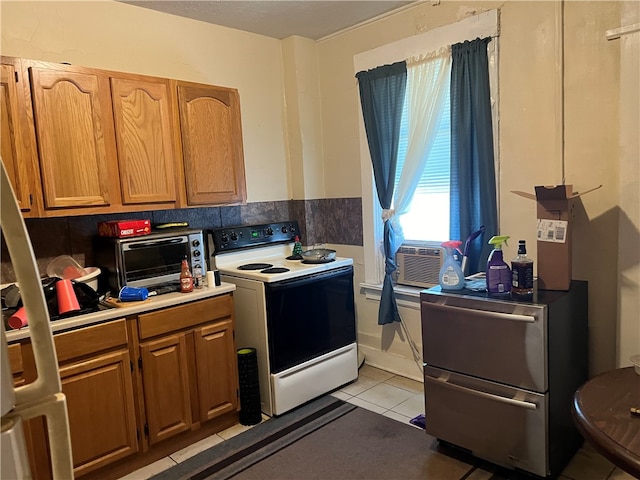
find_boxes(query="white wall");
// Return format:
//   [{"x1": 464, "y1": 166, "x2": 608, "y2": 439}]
[
  {"x1": 614, "y1": 3, "x2": 640, "y2": 366},
  {"x1": 281, "y1": 36, "x2": 326, "y2": 200}
]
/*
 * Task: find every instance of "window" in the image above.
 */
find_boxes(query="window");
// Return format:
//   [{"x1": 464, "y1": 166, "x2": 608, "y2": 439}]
[
  {"x1": 355, "y1": 10, "x2": 499, "y2": 286},
  {"x1": 394, "y1": 72, "x2": 451, "y2": 243}
]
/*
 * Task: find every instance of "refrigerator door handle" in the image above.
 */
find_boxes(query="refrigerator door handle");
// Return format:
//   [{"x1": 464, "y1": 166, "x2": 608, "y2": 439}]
[
  {"x1": 428, "y1": 374, "x2": 539, "y2": 410},
  {"x1": 427, "y1": 302, "x2": 536, "y2": 323}
]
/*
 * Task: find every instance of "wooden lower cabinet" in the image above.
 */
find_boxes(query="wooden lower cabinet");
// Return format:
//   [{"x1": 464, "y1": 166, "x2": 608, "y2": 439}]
[
  {"x1": 194, "y1": 320, "x2": 238, "y2": 422},
  {"x1": 140, "y1": 333, "x2": 192, "y2": 445},
  {"x1": 60, "y1": 349, "x2": 138, "y2": 477},
  {"x1": 11, "y1": 294, "x2": 239, "y2": 479},
  {"x1": 137, "y1": 295, "x2": 239, "y2": 447},
  {"x1": 55, "y1": 320, "x2": 138, "y2": 477}
]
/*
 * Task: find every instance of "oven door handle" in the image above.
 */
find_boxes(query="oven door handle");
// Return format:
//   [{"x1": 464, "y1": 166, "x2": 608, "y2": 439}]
[{"x1": 427, "y1": 374, "x2": 538, "y2": 410}]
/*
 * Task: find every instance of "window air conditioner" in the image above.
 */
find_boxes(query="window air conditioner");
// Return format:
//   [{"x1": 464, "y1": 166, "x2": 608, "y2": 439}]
[{"x1": 396, "y1": 245, "x2": 444, "y2": 288}]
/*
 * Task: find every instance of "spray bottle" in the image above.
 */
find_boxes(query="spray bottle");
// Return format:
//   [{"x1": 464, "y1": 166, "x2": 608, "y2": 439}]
[
  {"x1": 439, "y1": 240, "x2": 465, "y2": 291},
  {"x1": 486, "y1": 235, "x2": 511, "y2": 295}
]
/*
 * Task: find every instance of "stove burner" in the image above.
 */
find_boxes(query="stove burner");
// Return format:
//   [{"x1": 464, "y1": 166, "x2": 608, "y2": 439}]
[
  {"x1": 286, "y1": 255, "x2": 303, "y2": 261},
  {"x1": 261, "y1": 267, "x2": 290, "y2": 274},
  {"x1": 238, "y1": 263, "x2": 273, "y2": 270}
]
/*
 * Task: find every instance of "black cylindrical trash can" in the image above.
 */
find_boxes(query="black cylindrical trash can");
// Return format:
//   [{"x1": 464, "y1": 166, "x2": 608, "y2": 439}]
[{"x1": 237, "y1": 347, "x2": 262, "y2": 426}]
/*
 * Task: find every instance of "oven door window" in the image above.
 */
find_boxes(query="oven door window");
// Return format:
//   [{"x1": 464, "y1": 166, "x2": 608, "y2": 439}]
[
  {"x1": 122, "y1": 238, "x2": 188, "y2": 282},
  {"x1": 265, "y1": 266, "x2": 356, "y2": 373}
]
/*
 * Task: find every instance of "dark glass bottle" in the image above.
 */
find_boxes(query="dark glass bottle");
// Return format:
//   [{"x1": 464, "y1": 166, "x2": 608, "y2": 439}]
[{"x1": 511, "y1": 240, "x2": 534, "y2": 296}]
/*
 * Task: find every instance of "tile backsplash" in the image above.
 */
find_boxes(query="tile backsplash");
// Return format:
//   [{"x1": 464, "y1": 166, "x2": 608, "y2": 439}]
[{"x1": 1, "y1": 198, "x2": 363, "y2": 284}]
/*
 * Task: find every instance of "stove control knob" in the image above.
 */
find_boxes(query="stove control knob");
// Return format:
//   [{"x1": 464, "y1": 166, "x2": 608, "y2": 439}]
[
  {"x1": 281, "y1": 226, "x2": 287, "y2": 234},
  {"x1": 289, "y1": 225, "x2": 296, "y2": 233},
  {"x1": 220, "y1": 233, "x2": 229, "y2": 244},
  {"x1": 266, "y1": 227, "x2": 274, "y2": 236},
  {"x1": 193, "y1": 250, "x2": 201, "y2": 257},
  {"x1": 192, "y1": 239, "x2": 200, "y2": 247},
  {"x1": 230, "y1": 232, "x2": 238, "y2": 241}
]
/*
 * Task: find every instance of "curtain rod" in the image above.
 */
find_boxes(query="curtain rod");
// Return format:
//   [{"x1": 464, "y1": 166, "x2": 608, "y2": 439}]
[{"x1": 606, "y1": 23, "x2": 640, "y2": 40}]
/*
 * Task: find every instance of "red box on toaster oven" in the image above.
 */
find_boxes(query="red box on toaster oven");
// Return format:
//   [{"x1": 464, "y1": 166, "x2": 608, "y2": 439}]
[{"x1": 98, "y1": 219, "x2": 151, "y2": 238}]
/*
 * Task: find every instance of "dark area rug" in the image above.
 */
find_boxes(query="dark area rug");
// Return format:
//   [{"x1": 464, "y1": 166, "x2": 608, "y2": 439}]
[{"x1": 151, "y1": 395, "x2": 542, "y2": 480}]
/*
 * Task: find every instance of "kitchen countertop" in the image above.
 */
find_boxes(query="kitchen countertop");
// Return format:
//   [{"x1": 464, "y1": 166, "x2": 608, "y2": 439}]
[{"x1": 5, "y1": 283, "x2": 236, "y2": 343}]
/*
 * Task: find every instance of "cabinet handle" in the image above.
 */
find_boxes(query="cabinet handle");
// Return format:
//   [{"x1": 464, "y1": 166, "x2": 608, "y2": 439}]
[
  {"x1": 427, "y1": 374, "x2": 538, "y2": 410},
  {"x1": 426, "y1": 302, "x2": 536, "y2": 323}
]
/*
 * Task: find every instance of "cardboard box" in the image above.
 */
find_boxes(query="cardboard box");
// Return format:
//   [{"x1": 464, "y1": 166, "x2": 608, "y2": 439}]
[
  {"x1": 98, "y1": 219, "x2": 151, "y2": 238},
  {"x1": 512, "y1": 185, "x2": 601, "y2": 291}
]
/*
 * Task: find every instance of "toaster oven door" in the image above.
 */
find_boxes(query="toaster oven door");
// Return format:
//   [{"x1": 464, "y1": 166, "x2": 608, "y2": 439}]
[{"x1": 121, "y1": 236, "x2": 189, "y2": 287}]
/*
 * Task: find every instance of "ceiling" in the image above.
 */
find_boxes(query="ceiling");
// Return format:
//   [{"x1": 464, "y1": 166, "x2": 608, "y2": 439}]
[{"x1": 120, "y1": 1, "x2": 415, "y2": 40}]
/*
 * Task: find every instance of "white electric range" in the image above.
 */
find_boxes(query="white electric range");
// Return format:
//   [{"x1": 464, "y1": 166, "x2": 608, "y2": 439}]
[{"x1": 208, "y1": 221, "x2": 357, "y2": 417}]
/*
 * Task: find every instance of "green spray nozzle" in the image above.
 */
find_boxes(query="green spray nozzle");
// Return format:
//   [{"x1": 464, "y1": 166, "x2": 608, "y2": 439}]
[{"x1": 488, "y1": 235, "x2": 510, "y2": 249}]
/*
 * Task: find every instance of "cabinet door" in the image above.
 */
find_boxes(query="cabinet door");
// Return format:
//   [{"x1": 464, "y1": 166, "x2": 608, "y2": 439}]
[
  {"x1": 111, "y1": 76, "x2": 177, "y2": 205},
  {"x1": 29, "y1": 64, "x2": 117, "y2": 209},
  {"x1": 1, "y1": 58, "x2": 36, "y2": 214},
  {"x1": 140, "y1": 333, "x2": 192, "y2": 446},
  {"x1": 194, "y1": 320, "x2": 238, "y2": 422},
  {"x1": 59, "y1": 350, "x2": 138, "y2": 477},
  {"x1": 176, "y1": 82, "x2": 246, "y2": 205}
]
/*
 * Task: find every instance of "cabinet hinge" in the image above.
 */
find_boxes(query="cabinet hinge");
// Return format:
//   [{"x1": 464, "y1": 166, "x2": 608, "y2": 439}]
[
  {"x1": 138, "y1": 357, "x2": 143, "y2": 370},
  {"x1": 29, "y1": 194, "x2": 33, "y2": 206},
  {"x1": 144, "y1": 424, "x2": 149, "y2": 436},
  {"x1": 136, "y1": 428, "x2": 140, "y2": 441},
  {"x1": 14, "y1": 71, "x2": 18, "y2": 83},
  {"x1": 130, "y1": 360, "x2": 134, "y2": 372}
]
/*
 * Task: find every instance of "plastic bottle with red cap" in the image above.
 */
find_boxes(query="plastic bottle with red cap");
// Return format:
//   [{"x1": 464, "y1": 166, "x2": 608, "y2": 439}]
[{"x1": 438, "y1": 240, "x2": 465, "y2": 291}]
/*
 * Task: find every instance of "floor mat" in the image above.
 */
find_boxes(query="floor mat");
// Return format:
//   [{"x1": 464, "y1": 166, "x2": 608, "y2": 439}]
[{"x1": 151, "y1": 395, "x2": 354, "y2": 480}]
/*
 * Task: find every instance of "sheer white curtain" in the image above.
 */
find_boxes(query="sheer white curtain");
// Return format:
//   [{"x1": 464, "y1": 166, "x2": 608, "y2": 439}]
[{"x1": 389, "y1": 47, "x2": 451, "y2": 245}]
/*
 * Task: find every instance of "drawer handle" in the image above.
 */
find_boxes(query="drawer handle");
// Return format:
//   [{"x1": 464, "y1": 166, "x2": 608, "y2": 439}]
[
  {"x1": 428, "y1": 374, "x2": 538, "y2": 410},
  {"x1": 426, "y1": 302, "x2": 536, "y2": 323}
]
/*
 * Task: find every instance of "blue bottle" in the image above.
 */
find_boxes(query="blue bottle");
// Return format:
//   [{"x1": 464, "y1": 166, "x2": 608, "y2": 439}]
[
  {"x1": 486, "y1": 235, "x2": 512, "y2": 295},
  {"x1": 439, "y1": 241, "x2": 465, "y2": 291}
]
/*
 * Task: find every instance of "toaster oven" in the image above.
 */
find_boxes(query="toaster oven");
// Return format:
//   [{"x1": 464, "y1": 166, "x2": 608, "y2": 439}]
[{"x1": 94, "y1": 229, "x2": 206, "y2": 293}]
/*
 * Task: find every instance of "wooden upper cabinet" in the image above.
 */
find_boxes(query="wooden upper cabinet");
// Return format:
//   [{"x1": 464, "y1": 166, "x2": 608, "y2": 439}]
[
  {"x1": 28, "y1": 63, "x2": 118, "y2": 209},
  {"x1": 175, "y1": 81, "x2": 246, "y2": 206},
  {"x1": 111, "y1": 76, "x2": 177, "y2": 205},
  {"x1": 1, "y1": 57, "x2": 39, "y2": 215},
  {"x1": 4, "y1": 57, "x2": 248, "y2": 216}
]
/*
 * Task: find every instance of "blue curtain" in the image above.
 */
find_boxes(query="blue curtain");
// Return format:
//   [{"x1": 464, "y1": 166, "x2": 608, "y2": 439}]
[
  {"x1": 450, "y1": 38, "x2": 497, "y2": 274},
  {"x1": 356, "y1": 62, "x2": 407, "y2": 325}
]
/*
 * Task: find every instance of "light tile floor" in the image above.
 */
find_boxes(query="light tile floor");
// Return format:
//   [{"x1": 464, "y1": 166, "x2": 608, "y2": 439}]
[{"x1": 119, "y1": 365, "x2": 635, "y2": 480}]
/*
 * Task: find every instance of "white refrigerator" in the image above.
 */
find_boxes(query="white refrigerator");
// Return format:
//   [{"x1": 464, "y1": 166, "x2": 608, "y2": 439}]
[{"x1": 0, "y1": 161, "x2": 74, "y2": 478}]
